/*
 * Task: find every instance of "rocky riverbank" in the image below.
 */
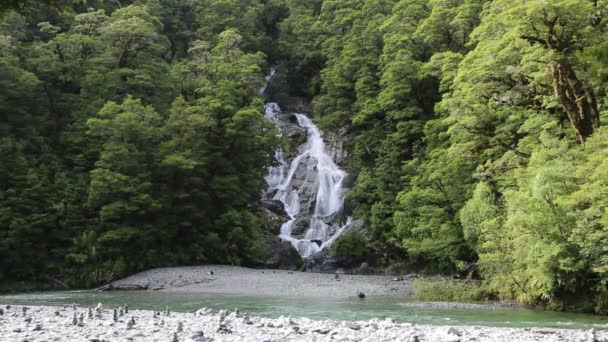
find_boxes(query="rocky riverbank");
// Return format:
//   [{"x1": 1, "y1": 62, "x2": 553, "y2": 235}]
[
  {"x1": 108, "y1": 265, "x2": 413, "y2": 299},
  {"x1": 1, "y1": 304, "x2": 605, "y2": 342}
]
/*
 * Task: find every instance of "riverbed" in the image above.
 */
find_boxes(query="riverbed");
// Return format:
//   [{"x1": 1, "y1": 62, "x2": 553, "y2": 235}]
[
  {"x1": 0, "y1": 303, "x2": 606, "y2": 342},
  {"x1": 2, "y1": 265, "x2": 608, "y2": 341}
]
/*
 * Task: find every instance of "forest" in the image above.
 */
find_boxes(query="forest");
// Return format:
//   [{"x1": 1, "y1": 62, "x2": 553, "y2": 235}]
[{"x1": 2, "y1": 0, "x2": 608, "y2": 313}]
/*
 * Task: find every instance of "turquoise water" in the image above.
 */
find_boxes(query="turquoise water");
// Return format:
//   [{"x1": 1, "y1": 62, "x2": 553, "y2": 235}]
[{"x1": 1, "y1": 291, "x2": 607, "y2": 330}]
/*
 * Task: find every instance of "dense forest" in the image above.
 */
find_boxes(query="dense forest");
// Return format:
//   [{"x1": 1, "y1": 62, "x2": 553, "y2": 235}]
[{"x1": 2, "y1": 0, "x2": 608, "y2": 313}]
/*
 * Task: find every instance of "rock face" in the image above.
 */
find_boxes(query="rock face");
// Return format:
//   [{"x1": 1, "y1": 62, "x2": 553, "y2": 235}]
[
  {"x1": 261, "y1": 96, "x2": 353, "y2": 265},
  {"x1": 264, "y1": 237, "x2": 303, "y2": 270},
  {"x1": 259, "y1": 68, "x2": 363, "y2": 271},
  {"x1": 259, "y1": 200, "x2": 288, "y2": 219}
]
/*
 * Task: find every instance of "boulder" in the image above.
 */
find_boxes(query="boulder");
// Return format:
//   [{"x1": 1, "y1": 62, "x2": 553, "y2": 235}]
[
  {"x1": 259, "y1": 200, "x2": 288, "y2": 219},
  {"x1": 258, "y1": 208, "x2": 287, "y2": 236},
  {"x1": 291, "y1": 218, "x2": 310, "y2": 238},
  {"x1": 265, "y1": 238, "x2": 303, "y2": 270}
]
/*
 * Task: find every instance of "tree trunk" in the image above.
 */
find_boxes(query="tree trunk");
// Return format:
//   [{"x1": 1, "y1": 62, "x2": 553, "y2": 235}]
[{"x1": 551, "y1": 61, "x2": 600, "y2": 143}]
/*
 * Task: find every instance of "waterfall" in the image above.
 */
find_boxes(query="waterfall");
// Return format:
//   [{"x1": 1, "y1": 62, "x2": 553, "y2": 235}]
[{"x1": 261, "y1": 69, "x2": 352, "y2": 260}]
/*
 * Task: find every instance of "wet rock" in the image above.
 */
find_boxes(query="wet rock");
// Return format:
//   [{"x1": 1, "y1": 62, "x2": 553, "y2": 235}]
[
  {"x1": 259, "y1": 199, "x2": 288, "y2": 218},
  {"x1": 264, "y1": 238, "x2": 303, "y2": 270},
  {"x1": 291, "y1": 218, "x2": 310, "y2": 238}
]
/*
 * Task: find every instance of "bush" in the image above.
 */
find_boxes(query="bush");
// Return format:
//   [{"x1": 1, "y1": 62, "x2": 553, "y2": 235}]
[
  {"x1": 412, "y1": 278, "x2": 484, "y2": 302},
  {"x1": 331, "y1": 231, "x2": 367, "y2": 260}
]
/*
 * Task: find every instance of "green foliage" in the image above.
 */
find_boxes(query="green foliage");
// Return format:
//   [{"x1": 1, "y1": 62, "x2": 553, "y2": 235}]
[
  {"x1": 3, "y1": 0, "x2": 608, "y2": 314},
  {"x1": 274, "y1": 0, "x2": 608, "y2": 312},
  {"x1": 412, "y1": 278, "x2": 484, "y2": 302},
  {"x1": 0, "y1": 0, "x2": 279, "y2": 288},
  {"x1": 332, "y1": 231, "x2": 368, "y2": 260}
]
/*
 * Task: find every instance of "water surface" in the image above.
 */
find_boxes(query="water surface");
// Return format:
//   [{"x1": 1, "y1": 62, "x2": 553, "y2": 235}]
[{"x1": 1, "y1": 291, "x2": 606, "y2": 330}]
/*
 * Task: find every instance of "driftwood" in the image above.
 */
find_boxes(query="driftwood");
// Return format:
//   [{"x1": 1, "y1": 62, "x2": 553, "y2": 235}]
[{"x1": 96, "y1": 283, "x2": 149, "y2": 291}]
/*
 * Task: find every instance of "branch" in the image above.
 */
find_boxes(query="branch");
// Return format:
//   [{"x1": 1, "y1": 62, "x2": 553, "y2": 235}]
[{"x1": 520, "y1": 34, "x2": 547, "y2": 46}]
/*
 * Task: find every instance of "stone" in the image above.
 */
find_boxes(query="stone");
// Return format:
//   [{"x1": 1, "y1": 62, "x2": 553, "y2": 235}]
[
  {"x1": 259, "y1": 199, "x2": 289, "y2": 218},
  {"x1": 447, "y1": 327, "x2": 462, "y2": 336},
  {"x1": 33, "y1": 324, "x2": 42, "y2": 331},
  {"x1": 344, "y1": 322, "x2": 361, "y2": 330},
  {"x1": 290, "y1": 219, "x2": 310, "y2": 237},
  {"x1": 264, "y1": 238, "x2": 303, "y2": 270},
  {"x1": 217, "y1": 322, "x2": 232, "y2": 334},
  {"x1": 312, "y1": 328, "x2": 331, "y2": 335}
]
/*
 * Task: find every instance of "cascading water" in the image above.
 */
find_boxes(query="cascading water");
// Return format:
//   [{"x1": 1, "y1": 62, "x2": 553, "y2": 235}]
[{"x1": 261, "y1": 69, "x2": 353, "y2": 261}]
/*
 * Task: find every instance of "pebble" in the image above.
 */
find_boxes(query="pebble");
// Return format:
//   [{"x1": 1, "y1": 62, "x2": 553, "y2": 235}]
[{"x1": 1, "y1": 304, "x2": 606, "y2": 342}]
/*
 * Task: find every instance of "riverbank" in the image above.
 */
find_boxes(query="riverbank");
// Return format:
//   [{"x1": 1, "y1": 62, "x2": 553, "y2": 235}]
[
  {"x1": 1, "y1": 304, "x2": 604, "y2": 342},
  {"x1": 109, "y1": 265, "x2": 414, "y2": 299}
]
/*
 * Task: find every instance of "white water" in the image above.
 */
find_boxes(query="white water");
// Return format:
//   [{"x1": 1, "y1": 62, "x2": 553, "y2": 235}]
[{"x1": 261, "y1": 70, "x2": 351, "y2": 259}]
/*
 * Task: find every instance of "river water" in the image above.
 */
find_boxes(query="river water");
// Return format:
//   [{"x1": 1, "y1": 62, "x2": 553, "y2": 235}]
[{"x1": 1, "y1": 291, "x2": 607, "y2": 330}]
